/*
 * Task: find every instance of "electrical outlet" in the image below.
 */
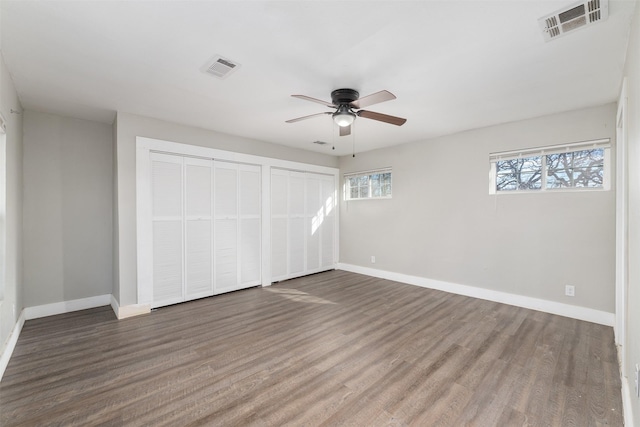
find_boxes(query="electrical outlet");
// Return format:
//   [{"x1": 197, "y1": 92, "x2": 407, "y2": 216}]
[
  {"x1": 565, "y1": 285, "x2": 575, "y2": 297},
  {"x1": 371, "y1": 256, "x2": 376, "y2": 264},
  {"x1": 635, "y1": 364, "x2": 639, "y2": 398}
]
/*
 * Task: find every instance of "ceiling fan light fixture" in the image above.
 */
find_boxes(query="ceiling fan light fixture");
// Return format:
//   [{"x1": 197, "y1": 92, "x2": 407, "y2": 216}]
[{"x1": 333, "y1": 106, "x2": 355, "y2": 127}]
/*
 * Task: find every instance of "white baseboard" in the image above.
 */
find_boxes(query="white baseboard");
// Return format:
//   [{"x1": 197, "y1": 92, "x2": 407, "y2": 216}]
[
  {"x1": 621, "y1": 375, "x2": 636, "y2": 427},
  {"x1": 23, "y1": 294, "x2": 112, "y2": 320},
  {"x1": 110, "y1": 295, "x2": 150, "y2": 319},
  {"x1": 337, "y1": 263, "x2": 615, "y2": 326},
  {"x1": 1, "y1": 293, "x2": 151, "y2": 382},
  {"x1": 0, "y1": 309, "x2": 25, "y2": 382}
]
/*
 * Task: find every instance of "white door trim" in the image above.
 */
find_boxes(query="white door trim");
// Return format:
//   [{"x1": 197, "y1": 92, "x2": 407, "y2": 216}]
[{"x1": 615, "y1": 78, "x2": 628, "y2": 374}]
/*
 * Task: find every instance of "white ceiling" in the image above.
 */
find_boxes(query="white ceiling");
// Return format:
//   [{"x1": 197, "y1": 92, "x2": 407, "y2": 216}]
[{"x1": 0, "y1": 1, "x2": 635, "y2": 156}]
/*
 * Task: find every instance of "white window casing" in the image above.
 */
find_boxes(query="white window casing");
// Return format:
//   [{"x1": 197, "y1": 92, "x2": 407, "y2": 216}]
[{"x1": 344, "y1": 167, "x2": 393, "y2": 200}]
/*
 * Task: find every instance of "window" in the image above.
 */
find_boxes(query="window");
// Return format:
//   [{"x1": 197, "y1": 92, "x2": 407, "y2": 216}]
[
  {"x1": 489, "y1": 139, "x2": 610, "y2": 194},
  {"x1": 344, "y1": 168, "x2": 392, "y2": 200}
]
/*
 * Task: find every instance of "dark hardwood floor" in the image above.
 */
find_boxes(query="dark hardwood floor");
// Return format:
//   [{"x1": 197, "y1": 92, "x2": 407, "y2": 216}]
[{"x1": 0, "y1": 270, "x2": 623, "y2": 426}]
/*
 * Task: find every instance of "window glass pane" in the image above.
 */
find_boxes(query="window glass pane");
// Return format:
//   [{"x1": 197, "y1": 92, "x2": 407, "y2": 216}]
[
  {"x1": 573, "y1": 149, "x2": 604, "y2": 167},
  {"x1": 371, "y1": 177, "x2": 381, "y2": 197},
  {"x1": 547, "y1": 153, "x2": 569, "y2": 169},
  {"x1": 350, "y1": 186, "x2": 358, "y2": 199},
  {"x1": 496, "y1": 156, "x2": 542, "y2": 191},
  {"x1": 520, "y1": 156, "x2": 542, "y2": 172},
  {"x1": 382, "y1": 184, "x2": 391, "y2": 197},
  {"x1": 348, "y1": 177, "x2": 358, "y2": 188},
  {"x1": 547, "y1": 170, "x2": 571, "y2": 188},
  {"x1": 573, "y1": 166, "x2": 603, "y2": 187},
  {"x1": 496, "y1": 173, "x2": 518, "y2": 191},
  {"x1": 496, "y1": 159, "x2": 516, "y2": 174},
  {"x1": 546, "y1": 149, "x2": 604, "y2": 189},
  {"x1": 519, "y1": 172, "x2": 542, "y2": 189}
]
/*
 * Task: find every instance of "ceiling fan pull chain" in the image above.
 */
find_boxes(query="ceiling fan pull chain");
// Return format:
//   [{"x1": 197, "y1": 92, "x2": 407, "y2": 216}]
[{"x1": 352, "y1": 123, "x2": 356, "y2": 158}]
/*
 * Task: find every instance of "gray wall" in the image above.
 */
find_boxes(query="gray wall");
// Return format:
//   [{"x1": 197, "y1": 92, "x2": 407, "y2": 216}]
[
  {"x1": 23, "y1": 111, "x2": 113, "y2": 306},
  {"x1": 623, "y1": 1, "x2": 640, "y2": 423},
  {"x1": 0, "y1": 54, "x2": 23, "y2": 350},
  {"x1": 114, "y1": 112, "x2": 339, "y2": 306},
  {"x1": 339, "y1": 103, "x2": 616, "y2": 314}
]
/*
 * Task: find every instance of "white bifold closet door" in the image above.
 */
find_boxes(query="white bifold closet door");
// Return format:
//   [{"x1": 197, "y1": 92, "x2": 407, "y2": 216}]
[
  {"x1": 151, "y1": 153, "x2": 186, "y2": 307},
  {"x1": 150, "y1": 153, "x2": 260, "y2": 308},
  {"x1": 214, "y1": 161, "x2": 261, "y2": 294},
  {"x1": 185, "y1": 158, "x2": 213, "y2": 300},
  {"x1": 270, "y1": 169, "x2": 336, "y2": 282},
  {"x1": 151, "y1": 154, "x2": 213, "y2": 307}
]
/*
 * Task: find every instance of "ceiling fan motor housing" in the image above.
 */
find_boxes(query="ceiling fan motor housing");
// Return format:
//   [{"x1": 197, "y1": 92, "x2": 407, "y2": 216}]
[{"x1": 331, "y1": 88, "x2": 359, "y2": 106}]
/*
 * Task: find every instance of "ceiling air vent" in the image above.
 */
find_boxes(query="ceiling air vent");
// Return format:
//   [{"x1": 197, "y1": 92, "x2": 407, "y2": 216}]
[
  {"x1": 538, "y1": 0, "x2": 608, "y2": 42},
  {"x1": 202, "y1": 55, "x2": 240, "y2": 79}
]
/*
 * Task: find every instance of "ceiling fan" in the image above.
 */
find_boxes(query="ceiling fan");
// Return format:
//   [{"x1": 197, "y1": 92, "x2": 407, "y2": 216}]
[{"x1": 286, "y1": 88, "x2": 407, "y2": 136}]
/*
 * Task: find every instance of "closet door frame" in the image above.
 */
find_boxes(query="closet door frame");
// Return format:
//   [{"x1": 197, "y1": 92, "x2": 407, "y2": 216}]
[{"x1": 136, "y1": 137, "x2": 339, "y2": 307}]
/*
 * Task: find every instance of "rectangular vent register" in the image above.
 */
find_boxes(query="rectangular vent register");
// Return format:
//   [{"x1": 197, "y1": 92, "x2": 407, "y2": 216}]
[
  {"x1": 202, "y1": 55, "x2": 241, "y2": 79},
  {"x1": 538, "y1": 0, "x2": 608, "y2": 41}
]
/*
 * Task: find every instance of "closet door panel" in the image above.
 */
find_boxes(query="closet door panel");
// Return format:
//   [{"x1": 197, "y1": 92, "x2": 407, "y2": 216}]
[
  {"x1": 239, "y1": 166, "x2": 261, "y2": 286},
  {"x1": 271, "y1": 170, "x2": 289, "y2": 280},
  {"x1": 271, "y1": 217, "x2": 287, "y2": 279},
  {"x1": 152, "y1": 220, "x2": 183, "y2": 303},
  {"x1": 214, "y1": 163, "x2": 238, "y2": 292},
  {"x1": 185, "y1": 220, "x2": 212, "y2": 297},
  {"x1": 152, "y1": 158, "x2": 182, "y2": 218},
  {"x1": 241, "y1": 218, "x2": 260, "y2": 284},
  {"x1": 305, "y1": 176, "x2": 321, "y2": 271},
  {"x1": 271, "y1": 172, "x2": 288, "y2": 216},
  {"x1": 215, "y1": 165, "x2": 238, "y2": 217},
  {"x1": 289, "y1": 173, "x2": 305, "y2": 216},
  {"x1": 215, "y1": 218, "x2": 238, "y2": 292},
  {"x1": 320, "y1": 176, "x2": 336, "y2": 268},
  {"x1": 306, "y1": 226, "x2": 320, "y2": 271},
  {"x1": 289, "y1": 172, "x2": 306, "y2": 275},
  {"x1": 321, "y1": 215, "x2": 335, "y2": 268},
  {"x1": 185, "y1": 159, "x2": 213, "y2": 299},
  {"x1": 150, "y1": 153, "x2": 184, "y2": 306},
  {"x1": 289, "y1": 217, "x2": 305, "y2": 275},
  {"x1": 240, "y1": 167, "x2": 260, "y2": 216},
  {"x1": 186, "y1": 162, "x2": 212, "y2": 215}
]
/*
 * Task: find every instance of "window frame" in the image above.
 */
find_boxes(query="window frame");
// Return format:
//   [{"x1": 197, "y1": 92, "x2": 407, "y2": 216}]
[
  {"x1": 344, "y1": 168, "x2": 392, "y2": 201},
  {"x1": 489, "y1": 139, "x2": 611, "y2": 194}
]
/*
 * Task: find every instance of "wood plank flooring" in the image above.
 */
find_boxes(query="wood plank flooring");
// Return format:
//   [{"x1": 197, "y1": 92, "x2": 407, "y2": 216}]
[{"x1": 0, "y1": 270, "x2": 623, "y2": 426}]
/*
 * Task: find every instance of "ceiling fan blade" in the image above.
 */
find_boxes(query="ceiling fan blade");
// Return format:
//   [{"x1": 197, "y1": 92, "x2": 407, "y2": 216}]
[
  {"x1": 291, "y1": 94, "x2": 336, "y2": 108},
  {"x1": 339, "y1": 125, "x2": 351, "y2": 137},
  {"x1": 350, "y1": 90, "x2": 396, "y2": 109},
  {"x1": 357, "y1": 110, "x2": 407, "y2": 126},
  {"x1": 285, "y1": 112, "x2": 331, "y2": 123}
]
